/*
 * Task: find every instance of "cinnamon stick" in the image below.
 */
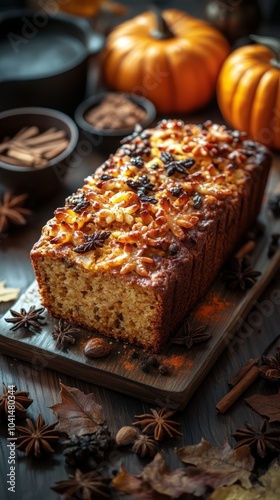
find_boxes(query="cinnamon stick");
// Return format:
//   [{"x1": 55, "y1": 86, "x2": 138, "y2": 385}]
[
  {"x1": 12, "y1": 126, "x2": 40, "y2": 141},
  {"x1": 44, "y1": 140, "x2": 69, "y2": 159},
  {"x1": 7, "y1": 149, "x2": 35, "y2": 165},
  {"x1": 228, "y1": 358, "x2": 260, "y2": 387},
  {"x1": 0, "y1": 154, "x2": 27, "y2": 166},
  {"x1": 235, "y1": 240, "x2": 255, "y2": 259},
  {"x1": 216, "y1": 365, "x2": 260, "y2": 414},
  {"x1": 25, "y1": 129, "x2": 66, "y2": 146},
  {"x1": 0, "y1": 126, "x2": 69, "y2": 168}
]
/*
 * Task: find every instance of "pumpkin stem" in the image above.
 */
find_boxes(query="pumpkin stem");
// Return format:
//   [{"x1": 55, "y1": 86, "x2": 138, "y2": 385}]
[
  {"x1": 250, "y1": 34, "x2": 280, "y2": 68},
  {"x1": 150, "y1": 5, "x2": 174, "y2": 40}
]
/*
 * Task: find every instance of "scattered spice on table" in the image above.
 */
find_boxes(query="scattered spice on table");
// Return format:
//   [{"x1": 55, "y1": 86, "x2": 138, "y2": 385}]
[
  {"x1": 84, "y1": 93, "x2": 148, "y2": 130},
  {"x1": 133, "y1": 407, "x2": 182, "y2": 441},
  {"x1": 5, "y1": 305, "x2": 45, "y2": 332},
  {"x1": 164, "y1": 354, "x2": 187, "y2": 371},
  {"x1": 16, "y1": 413, "x2": 60, "y2": 457},
  {"x1": 0, "y1": 126, "x2": 69, "y2": 167},
  {"x1": 171, "y1": 319, "x2": 211, "y2": 349},
  {"x1": 222, "y1": 256, "x2": 261, "y2": 290},
  {"x1": 52, "y1": 319, "x2": 82, "y2": 350},
  {"x1": 51, "y1": 469, "x2": 110, "y2": 499},
  {"x1": 194, "y1": 291, "x2": 233, "y2": 323},
  {"x1": 0, "y1": 383, "x2": 33, "y2": 420},
  {"x1": 0, "y1": 192, "x2": 32, "y2": 233},
  {"x1": 232, "y1": 420, "x2": 280, "y2": 458}
]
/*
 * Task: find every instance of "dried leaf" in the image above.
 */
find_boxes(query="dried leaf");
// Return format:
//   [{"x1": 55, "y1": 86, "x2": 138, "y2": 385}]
[
  {"x1": 0, "y1": 281, "x2": 20, "y2": 302},
  {"x1": 209, "y1": 460, "x2": 280, "y2": 500},
  {"x1": 141, "y1": 452, "x2": 212, "y2": 497},
  {"x1": 209, "y1": 483, "x2": 263, "y2": 500},
  {"x1": 49, "y1": 381, "x2": 103, "y2": 437},
  {"x1": 176, "y1": 438, "x2": 254, "y2": 489},
  {"x1": 259, "y1": 460, "x2": 280, "y2": 491},
  {"x1": 113, "y1": 465, "x2": 168, "y2": 500},
  {"x1": 245, "y1": 393, "x2": 280, "y2": 422}
]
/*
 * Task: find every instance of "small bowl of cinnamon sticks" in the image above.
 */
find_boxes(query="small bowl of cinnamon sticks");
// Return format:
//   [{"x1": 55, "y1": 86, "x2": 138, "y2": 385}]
[{"x1": 0, "y1": 107, "x2": 79, "y2": 198}]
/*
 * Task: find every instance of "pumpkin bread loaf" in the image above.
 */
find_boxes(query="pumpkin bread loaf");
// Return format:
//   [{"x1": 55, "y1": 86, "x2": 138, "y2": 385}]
[{"x1": 30, "y1": 120, "x2": 272, "y2": 352}]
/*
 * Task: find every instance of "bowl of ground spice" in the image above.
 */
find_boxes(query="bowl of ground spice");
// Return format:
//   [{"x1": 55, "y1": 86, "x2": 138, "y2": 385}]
[
  {"x1": 0, "y1": 107, "x2": 79, "y2": 199},
  {"x1": 74, "y1": 92, "x2": 157, "y2": 153}
]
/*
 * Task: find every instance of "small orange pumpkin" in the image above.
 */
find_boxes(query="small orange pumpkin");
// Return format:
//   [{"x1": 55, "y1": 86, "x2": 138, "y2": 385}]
[
  {"x1": 217, "y1": 35, "x2": 280, "y2": 150},
  {"x1": 102, "y1": 8, "x2": 230, "y2": 114}
]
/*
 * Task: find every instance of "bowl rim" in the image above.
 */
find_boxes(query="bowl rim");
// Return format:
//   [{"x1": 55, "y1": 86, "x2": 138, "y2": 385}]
[
  {"x1": 0, "y1": 9, "x2": 105, "y2": 82},
  {"x1": 0, "y1": 106, "x2": 79, "y2": 172},
  {"x1": 74, "y1": 92, "x2": 157, "y2": 137}
]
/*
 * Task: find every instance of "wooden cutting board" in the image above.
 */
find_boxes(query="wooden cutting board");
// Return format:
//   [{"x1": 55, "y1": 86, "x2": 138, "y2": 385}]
[{"x1": 0, "y1": 206, "x2": 279, "y2": 410}]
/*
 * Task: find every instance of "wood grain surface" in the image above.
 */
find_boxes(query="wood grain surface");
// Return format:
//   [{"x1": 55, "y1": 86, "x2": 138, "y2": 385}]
[{"x1": 1, "y1": 202, "x2": 280, "y2": 410}]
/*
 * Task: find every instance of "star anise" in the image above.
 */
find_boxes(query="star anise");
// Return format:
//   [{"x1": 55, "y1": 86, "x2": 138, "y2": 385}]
[
  {"x1": 52, "y1": 319, "x2": 82, "y2": 350},
  {"x1": 268, "y1": 194, "x2": 280, "y2": 217},
  {"x1": 133, "y1": 407, "x2": 182, "y2": 441},
  {"x1": 16, "y1": 413, "x2": 60, "y2": 457},
  {"x1": 222, "y1": 257, "x2": 261, "y2": 290},
  {"x1": 259, "y1": 346, "x2": 280, "y2": 382},
  {"x1": 126, "y1": 175, "x2": 157, "y2": 204},
  {"x1": 5, "y1": 305, "x2": 45, "y2": 332},
  {"x1": 171, "y1": 320, "x2": 211, "y2": 349},
  {"x1": 74, "y1": 231, "x2": 111, "y2": 254},
  {"x1": 232, "y1": 420, "x2": 280, "y2": 458},
  {"x1": 132, "y1": 434, "x2": 158, "y2": 458},
  {"x1": 0, "y1": 383, "x2": 33, "y2": 420},
  {"x1": 160, "y1": 151, "x2": 195, "y2": 176},
  {"x1": 0, "y1": 192, "x2": 32, "y2": 233},
  {"x1": 51, "y1": 469, "x2": 110, "y2": 499},
  {"x1": 65, "y1": 192, "x2": 90, "y2": 213}
]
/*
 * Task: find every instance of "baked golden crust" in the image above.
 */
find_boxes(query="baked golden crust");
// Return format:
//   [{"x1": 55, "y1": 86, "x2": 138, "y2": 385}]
[{"x1": 31, "y1": 120, "x2": 272, "y2": 351}]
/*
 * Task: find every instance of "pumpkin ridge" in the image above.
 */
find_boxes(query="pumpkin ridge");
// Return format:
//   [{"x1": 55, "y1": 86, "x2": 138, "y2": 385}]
[
  {"x1": 250, "y1": 68, "x2": 280, "y2": 144},
  {"x1": 232, "y1": 65, "x2": 268, "y2": 132}
]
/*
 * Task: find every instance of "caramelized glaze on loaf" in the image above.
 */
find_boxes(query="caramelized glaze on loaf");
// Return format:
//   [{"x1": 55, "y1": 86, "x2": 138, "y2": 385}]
[{"x1": 30, "y1": 120, "x2": 272, "y2": 352}]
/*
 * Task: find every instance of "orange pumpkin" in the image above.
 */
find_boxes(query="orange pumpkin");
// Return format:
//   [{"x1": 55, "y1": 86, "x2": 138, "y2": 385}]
[
  {"x1": 102, "y1": 8, "x2": 230, "y2": 114},
  {"x1": 217, "y1": 35, "x2": 280, "y2": 150}
]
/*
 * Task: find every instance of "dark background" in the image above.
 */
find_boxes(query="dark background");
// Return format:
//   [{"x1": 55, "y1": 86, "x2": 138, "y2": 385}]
[{"x1": 0, "y1": 0, "x2": 280, "y2": 22}]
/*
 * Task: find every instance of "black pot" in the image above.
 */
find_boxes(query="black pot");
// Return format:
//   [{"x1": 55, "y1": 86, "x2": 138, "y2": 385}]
[{"x1": 0, "y1": 9, "x2": 105, "y2": 115}]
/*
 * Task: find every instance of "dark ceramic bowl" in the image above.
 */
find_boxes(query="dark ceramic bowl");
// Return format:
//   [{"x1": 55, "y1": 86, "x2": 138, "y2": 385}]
[
  {"x1": 74, "y1": 92, "x2": 157, "y2": 154},
  {"x1": 0, "y1": 107, "x2": 79, "y2": 199},
  {"x1": 0, "y1": 9, "x2": 105, "y2": 115}
]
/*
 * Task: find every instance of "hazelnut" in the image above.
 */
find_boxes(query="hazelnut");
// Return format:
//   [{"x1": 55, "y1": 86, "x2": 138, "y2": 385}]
[
  {"x1": 115, "y1": 426, "x2": 138, "y2": 446},
  {"x1": 83, "y1": 338, "x2": 112, "y2": 358}
]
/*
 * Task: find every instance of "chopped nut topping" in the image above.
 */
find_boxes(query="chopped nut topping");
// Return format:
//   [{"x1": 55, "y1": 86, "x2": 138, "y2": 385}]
[{"x1": 36, "y1": 121, "x2": 258, "y2": 279}]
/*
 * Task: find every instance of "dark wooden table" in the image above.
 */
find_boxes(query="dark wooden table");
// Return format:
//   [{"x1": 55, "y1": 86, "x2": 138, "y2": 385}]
[
  {"x1": 1, "y1": 100, "x2": 280, "y2": 499},
  {"x1": 1, "y1": 3, "x2": 280, "y2": 499}
]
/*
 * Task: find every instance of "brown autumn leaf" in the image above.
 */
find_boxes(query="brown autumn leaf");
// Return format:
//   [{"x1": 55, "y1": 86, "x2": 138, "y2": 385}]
[
  {"x1": 113, "y1": 465, "x2": 169, "y2": 500},
  {"x1": 176, "y1": 438, "x2": 254, "y2": 490},
  {"x1": 141, "y1": 452, "x2": 217, "y2": 497},
  {"x1": 209, "y1": 460, "x2": 280, "y2": 500},
  {"x1": 49, "y1": 381, "x2": 103, "y2": 437},
  {"x1": 245, "y1": 392, "x2": 280, "y2": 423}
]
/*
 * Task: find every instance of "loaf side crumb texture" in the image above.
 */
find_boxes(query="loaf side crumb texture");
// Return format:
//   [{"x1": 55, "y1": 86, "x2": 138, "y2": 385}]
[{"x1": 30, "y1": 120, "x2": 272, "y2": 352}]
